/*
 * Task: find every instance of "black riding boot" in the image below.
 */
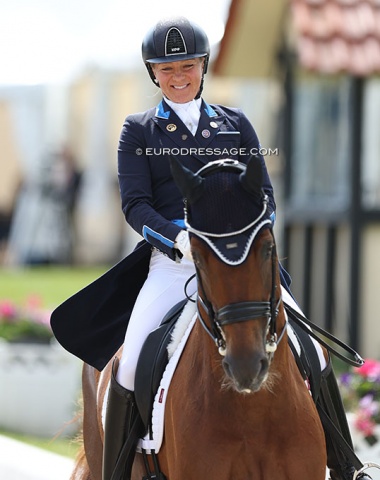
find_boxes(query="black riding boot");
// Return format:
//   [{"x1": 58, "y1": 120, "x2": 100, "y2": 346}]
[
  {"x1": 102, "y1": 358, "x2": 144, "y2": 480},
  {"x1": 318, "y1": 362, "x2": 372, "y2": 480}
]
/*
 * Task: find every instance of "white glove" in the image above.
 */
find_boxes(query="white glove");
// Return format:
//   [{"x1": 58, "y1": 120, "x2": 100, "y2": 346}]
[{"x1": 174, "y1": 230, "x2": 192, "y2": 261}]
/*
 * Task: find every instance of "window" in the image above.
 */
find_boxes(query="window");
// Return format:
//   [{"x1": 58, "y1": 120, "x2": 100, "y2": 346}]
[
  {"x1": 291, "y1": 76, "x2": 350, "y2": 210},
  {"x1": 362, "y1": 78, "x2": 380, "y2": 209}
]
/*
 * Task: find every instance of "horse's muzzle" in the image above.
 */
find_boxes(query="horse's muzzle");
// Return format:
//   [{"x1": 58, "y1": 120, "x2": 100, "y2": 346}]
[{"x1": 222, "y1": 351, "x2": 269, "y2": 393}]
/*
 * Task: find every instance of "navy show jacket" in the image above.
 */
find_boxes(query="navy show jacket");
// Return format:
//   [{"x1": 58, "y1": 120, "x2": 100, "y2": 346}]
[{"x1": 118, "y1": 98, "x2": 275, "y2": 260}]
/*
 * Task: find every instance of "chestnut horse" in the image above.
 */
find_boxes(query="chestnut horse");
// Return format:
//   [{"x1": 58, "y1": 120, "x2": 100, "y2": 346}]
[{"x1": 70, "y1": 157, "x2": 327, "y2": 480}]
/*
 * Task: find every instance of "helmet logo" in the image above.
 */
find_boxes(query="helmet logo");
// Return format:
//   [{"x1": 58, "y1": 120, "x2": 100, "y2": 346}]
[{"x1": 165, "y1": 28, "x2": 187, "y2": 56}]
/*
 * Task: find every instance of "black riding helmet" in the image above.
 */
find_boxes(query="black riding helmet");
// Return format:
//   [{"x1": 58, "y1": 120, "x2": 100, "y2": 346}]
[{"x1": 142, "y1": 17, "x2": 210, "y2": 98}]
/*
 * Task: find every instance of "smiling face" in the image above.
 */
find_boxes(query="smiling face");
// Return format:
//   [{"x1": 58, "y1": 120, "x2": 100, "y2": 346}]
[{"x1": 152, "y1": 57, "x2": 205, "y2": 103}]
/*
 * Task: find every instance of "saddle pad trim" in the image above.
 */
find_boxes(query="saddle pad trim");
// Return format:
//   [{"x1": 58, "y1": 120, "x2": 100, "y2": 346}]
[{"x1": 137, "y1": 312, "x2": 197, "y2": 454}]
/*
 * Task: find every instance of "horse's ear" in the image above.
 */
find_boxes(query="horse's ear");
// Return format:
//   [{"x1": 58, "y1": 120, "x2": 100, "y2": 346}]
[
  {"x1": 239, "y1": 155, "x2": 263, "y2": 197},
  {"x1": 169, "y1": 156, "x2": 205, "y2": 204}
]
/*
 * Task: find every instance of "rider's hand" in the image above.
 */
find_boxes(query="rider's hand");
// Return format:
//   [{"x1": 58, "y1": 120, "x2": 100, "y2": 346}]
[{"x1": 174, "y1": 230, "x2": 192, "y2": 261}]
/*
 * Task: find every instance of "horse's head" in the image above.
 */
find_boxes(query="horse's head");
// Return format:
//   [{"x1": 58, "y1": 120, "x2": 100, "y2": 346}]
[{"x1": 171, "y1": 156, "x2": 286, "y2": 394}]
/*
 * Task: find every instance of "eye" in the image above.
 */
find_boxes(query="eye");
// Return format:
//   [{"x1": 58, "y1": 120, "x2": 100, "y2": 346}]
[
  {"x1": 183, "y1": 63, "x2": 195, "y2": 70},
  {"x1": 263, "y1": 242, "x2": 274, "y2": 260},
  {"x1": 192, "y1": 251, "x2": 204, "y2": 269}
]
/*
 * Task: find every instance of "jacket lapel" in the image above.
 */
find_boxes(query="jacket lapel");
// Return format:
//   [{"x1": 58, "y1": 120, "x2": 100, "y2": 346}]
[{"x1": 153, "y1": 100, "x2": 194, "y2": 147}]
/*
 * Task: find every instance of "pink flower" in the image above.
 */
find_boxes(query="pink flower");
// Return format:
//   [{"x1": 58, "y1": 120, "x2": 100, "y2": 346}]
[
  {"x1": 0, "y1": 300, "x2": 17, "y2": 319},
  {"x1": 355, "y1": 412, "x2": 376, "y2": 436},
  {"x1": 355, "y1": 359, "x2": 380, "y2": 379},
  {"x1": 339, "y1": 358, "x2": 380, "y2": 438}
]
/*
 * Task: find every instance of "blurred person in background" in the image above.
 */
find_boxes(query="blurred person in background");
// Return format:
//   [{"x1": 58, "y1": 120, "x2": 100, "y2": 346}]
[{"x1": 6, "y1": 145, "x2": 81, "y2": 265}]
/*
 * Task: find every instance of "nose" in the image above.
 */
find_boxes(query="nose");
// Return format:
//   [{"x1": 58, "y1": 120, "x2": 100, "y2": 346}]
[
  {"x1": 172, "y1": 67, "x2": 185, "y2": 79},
  {"x1": 223, "y1": 352, "x2": 269, "y2": 392}
]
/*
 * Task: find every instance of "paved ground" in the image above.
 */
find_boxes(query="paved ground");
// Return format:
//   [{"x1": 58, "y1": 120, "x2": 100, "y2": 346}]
[{"x1": 0, "y1": 434, "x2": 74, "y2": 480}]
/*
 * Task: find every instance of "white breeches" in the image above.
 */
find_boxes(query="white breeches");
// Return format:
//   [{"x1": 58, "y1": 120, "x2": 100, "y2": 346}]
[{"x1": 116, "y1": 249, "x2": 196, "y2": 391}]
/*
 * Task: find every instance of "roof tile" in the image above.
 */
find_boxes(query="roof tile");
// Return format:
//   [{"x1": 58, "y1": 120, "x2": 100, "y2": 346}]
[{"x1": 291, "y1": 0, "x2": 380, "y2": 75}]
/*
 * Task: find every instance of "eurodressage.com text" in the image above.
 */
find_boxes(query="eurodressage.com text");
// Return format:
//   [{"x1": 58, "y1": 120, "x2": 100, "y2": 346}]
[{"x1": 135, "y1": 147, "x2": 279, "y2": 157}]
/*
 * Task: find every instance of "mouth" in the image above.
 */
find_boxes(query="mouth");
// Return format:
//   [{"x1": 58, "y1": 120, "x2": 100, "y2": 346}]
[
  {"x1": 172, "y1": 84, "x2": 189, "y2": 90},
  {"x1": 222, "y1": 370, "x2": 279, "y2": 395},
  {"x1": 221, "y1": 370, "x2": 271, "y2": 394}
]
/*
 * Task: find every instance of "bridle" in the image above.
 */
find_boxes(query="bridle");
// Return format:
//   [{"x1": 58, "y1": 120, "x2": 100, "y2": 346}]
[
  {"x1": 182, "y1": 159, "x2": 287, "y2": 359},
  {"x1": 192, "y1": 231, "x2": 286, "y2": 359}
]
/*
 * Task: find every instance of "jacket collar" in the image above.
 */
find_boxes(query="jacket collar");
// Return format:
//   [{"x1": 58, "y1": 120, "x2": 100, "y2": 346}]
[
  {"x1": 155, "y1": 98, "x2": 219, "y2": 119},
  {"x1": 153, "y1": 99, "x2": 226, "y2": 161}
]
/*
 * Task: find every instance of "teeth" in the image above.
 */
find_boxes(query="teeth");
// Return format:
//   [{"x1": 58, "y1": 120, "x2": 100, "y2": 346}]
[{"x1": 173, "y1": 84, "x2": 187, "y2": 89}]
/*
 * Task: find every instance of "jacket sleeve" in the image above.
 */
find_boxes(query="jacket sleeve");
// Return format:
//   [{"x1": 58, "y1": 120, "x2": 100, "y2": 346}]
[
  {"x1": 236, "y1": 110, "x2": 276, "y2": 220},
  {"x1": 118, "y1": 115, "x2": 182, "y2": 260}
]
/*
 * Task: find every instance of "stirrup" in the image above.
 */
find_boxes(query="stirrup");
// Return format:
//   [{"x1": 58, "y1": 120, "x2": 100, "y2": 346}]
[{"x1": 353, "y1": 462, "x2": 380, "y2": 480}]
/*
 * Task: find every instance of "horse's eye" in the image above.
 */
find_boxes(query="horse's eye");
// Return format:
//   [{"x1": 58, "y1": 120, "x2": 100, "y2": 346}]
[
  {"x1": 264, "y1": 243, "x2": 274, "y2": 260},
  {"x1": 192, "y1": 252, "x2": 203, "y2": 269}
]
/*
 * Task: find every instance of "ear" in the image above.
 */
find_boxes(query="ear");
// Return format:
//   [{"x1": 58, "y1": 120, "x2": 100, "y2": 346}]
[
  {"x1": 169, "y1": 156, "x2": 205, "y2": 204},
  {"x1": 239, "y1": 155, "x2": 263, "y2": 197}
]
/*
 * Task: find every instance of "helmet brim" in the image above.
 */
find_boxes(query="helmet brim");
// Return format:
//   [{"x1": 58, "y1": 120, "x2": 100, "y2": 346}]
[{"x1": 146, "y1": 53, "x2": 207, "y2": 64}]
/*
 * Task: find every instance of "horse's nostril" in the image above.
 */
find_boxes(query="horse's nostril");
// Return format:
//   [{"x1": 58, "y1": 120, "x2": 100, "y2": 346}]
[
  {"x1": 222, "y1": 358, "x2": 232, "y2": 378},
  {"x1": 260, "y1": 356, "x2": 269, "y2": 376}
]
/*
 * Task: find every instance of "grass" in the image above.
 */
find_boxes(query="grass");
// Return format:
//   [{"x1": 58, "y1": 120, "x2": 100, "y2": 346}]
[
  {"x1": 0, "y1": 265, "x2": 108, "y2": 308},
  {"x1": 0, "y1": 265, "x2": 107, "y2": 458}
]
